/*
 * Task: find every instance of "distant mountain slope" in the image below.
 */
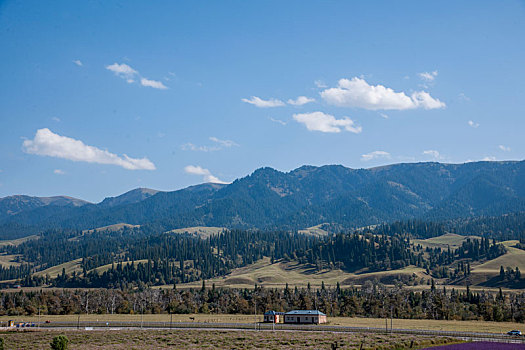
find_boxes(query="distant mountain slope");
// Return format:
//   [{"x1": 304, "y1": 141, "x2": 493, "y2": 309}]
[
  {"x1": 0, "y1": 195, "x2": 90, "y2": 221},
  {"x1": 99, "y1": 188, "x2": 161, "y2": 208},
  {"x1": 0, "y1": 160, "x2": 523, "y2": 236}
]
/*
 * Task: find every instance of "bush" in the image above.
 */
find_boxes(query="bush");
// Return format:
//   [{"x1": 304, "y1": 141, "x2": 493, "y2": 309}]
[
  {"x1": 50, "y1": 335, "x2": 69, "y2": 350},
  {"x1": 0, "y1": 337, "x2": 4, "y2": 350}
]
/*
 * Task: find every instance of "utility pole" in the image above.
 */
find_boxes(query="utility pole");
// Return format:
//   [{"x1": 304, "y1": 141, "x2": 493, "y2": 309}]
[
  {"x1": 254, "y1": 294, "x2": 257, "y2": 331},
  {"x1": 38, "y1": 306, "x2": 41, "y2": 329}
]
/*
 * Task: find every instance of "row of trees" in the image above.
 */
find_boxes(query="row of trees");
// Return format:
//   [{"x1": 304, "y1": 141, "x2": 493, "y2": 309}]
[{"x1": 1, "y1": 283, "x2": 525, "y2": 323}]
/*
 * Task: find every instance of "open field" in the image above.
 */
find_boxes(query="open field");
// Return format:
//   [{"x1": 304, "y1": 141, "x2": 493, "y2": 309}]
[
  {"x1": 0, "y1": 235, "x2": 39, "y2": 247},
  {"x1": 413, "y1": 233, "x2": 481, "y2": 250},
  {"x1": 82, "y1": 223, "x2": 140, "y2": 234},
  {"x1": 166, "y1": 257, "x2": 427, "y2": 290},
  {"x1": 0, "y1": 253, "x2": 23, "y2": 267},
  {"x1": 0, "y1": 328, "x2": 460, "y2": 350},
  {"x1": 33, "y1": 258, "x2": 83, "y2": 278},
  {"x1": 1, "y1": 314, "x2": 524, "y2": 335},
  {"x1": 165, "y1": 226, "x2": 226, "y2": 239},
  {"x1": 298, "y1": 224, "x2": 330, "y2": 237},
  {"x1": 89, "y1": 259, "x2": 149, "y2": 274}
]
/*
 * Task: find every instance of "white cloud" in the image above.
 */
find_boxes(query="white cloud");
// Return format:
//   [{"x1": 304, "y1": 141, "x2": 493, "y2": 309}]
[
  {"x1": 209, "y1": 137, "x2": 238, "y2": 148},
  {"x1": 181, "y1": 137, "x2": 238, "y2": 152},
  {"x1": 184, "y1": 165, "x2": 228, "y2": 184},
  {"x1": 73, "y1": 60, "x2": 83, "y2": 67},
  {"x1": 106, "y1": 62, "x2": 168, "y2": 89},
  {"x1": 379, "y1": 113, "x2": 389, "y2": 119},
  {"x1": 293, "y1": 111, "x2": 362, "y2": 133},
  {"x1": 181, "y1": 143, "x2": 218, "y2": 152},
  {"x1": 418, "y1": 71, "x2": 438, "y2": 82},
  {"x1": 361, "y1": 151, "x2": 391, "y2": 161},
  {"x1": 422, "y1": 150, "x2": 441, "y2": 160},
  {"x1": 314, "y1": 80, "x2": 327, "y2": 88},
  {"x1": 482, "y1": 156, "x2": 496, "y2": 161},
  {"x1": 105, "y1": 63, "x2": 138, "y2": 80},
  {"x1": 241, "y1": 96, "x2": 285, "y2": 108},
  {"x1": 52, "y1": 117, "x2": 61, "y2": 122},
  {"x1": 140, "y1": 78, "x2": 168, "y2": 90},
  {"x1": 269, "y1": 117, "x2": 287, "y2": 125},
  {"x1": 53, "y1": 169, "x2": 65, "y2": 175},
  {"x1": 23, "y1": 128, "x2": 155, "y2": 170},
  {"x1": 468, "y1": 120, "x2": 479, "y2": 128},
  {"x1": 287, "y1": 96, "x2": 315, "y2": 106},
  {"x1": 320, "y1": 77, "x2": 445, "y2": 110},
  {"x1": 498, "y1": 145, "x2": 511, "y2": 152}
]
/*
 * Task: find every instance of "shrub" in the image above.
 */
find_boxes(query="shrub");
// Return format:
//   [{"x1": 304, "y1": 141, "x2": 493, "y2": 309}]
[
  {"x1": 0, "y1": 337, "x2": 4, "y2": 350},
  {"x1": 50, "y1": 335, "x2": 69, "y2": 350}
]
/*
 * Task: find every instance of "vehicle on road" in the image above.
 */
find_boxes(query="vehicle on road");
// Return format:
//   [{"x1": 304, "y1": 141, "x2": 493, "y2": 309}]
[{"x1": 507, "y1": 330, "x2": 521, "y2": 336}]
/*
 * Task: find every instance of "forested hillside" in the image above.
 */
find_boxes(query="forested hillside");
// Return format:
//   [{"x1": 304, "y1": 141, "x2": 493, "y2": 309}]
[{"x1": 0, "y1": 160, "x2": 524, "y2": 239}]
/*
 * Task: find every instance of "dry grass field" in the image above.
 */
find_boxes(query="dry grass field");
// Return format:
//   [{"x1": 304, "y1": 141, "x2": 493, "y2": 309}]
[
  {"x1": 412, "y1": 233, "x2": 481, "y2": 250},
  {"x1": 0, "y1": 235, "x2": 39, "y2": 247},
  {"x1": 0, "y1": 328, "x2": 459, "y2": 349},
  {"x1": 0, "y1": 314, "x2": 522, "y2": 335},
  {"x1": 165, "y1": 257, "x2": 427, "y2": 290},
  {"x1": 33, "y1": 258, "x2": 83, "y2": 278},
  {"x1": 164, "y1": 226, "x2": 226, "y2": 239},
  {"x1": 0, "y1": 253, "x2": 23, "y2": 267}
]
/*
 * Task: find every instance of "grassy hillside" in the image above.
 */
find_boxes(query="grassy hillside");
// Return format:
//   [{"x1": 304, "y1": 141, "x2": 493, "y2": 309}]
[
  {"x1": 165, "y1": 226, "x2": 226, "y2": 239},
  {"x1": 169, "y1": 257, "x2": 427, "y2": 290},
  {"x1": 0, "y1": 235, "x2": 39, "y2": 247},
  {"x1": 82, "y1": 223, "x2": 140, "y2": 234},
  {"x1": 412, "y1": 233, "x2": 481, "y2": 250},
  {"x1": 298, "y1": 224, "x2": 330, "y2": 237},
  {"x1": 33, "y1": 258, "x2": 83, "y2": 278},
  {"x1": 89, "y1": 259, "x2": 149, "y2": 274}
]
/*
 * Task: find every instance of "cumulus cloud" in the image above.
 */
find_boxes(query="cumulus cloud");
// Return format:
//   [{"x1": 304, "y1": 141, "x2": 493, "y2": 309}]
[
  {"x1": 293, "y1": 112, "x2": 362, "y2": 133},
  {"x1": 209, "y1": 137, "x2": 238, "y2": 148},
  {"x1": 468, "y1": 120, "x2": 479, "y2": 128},
  {"x1": 73, "y1": 60, "x2": 83, "y2": 67},
  {"x1": 106, "y1": 62, "x2": 168, "y2": 89},
  {"x1": 314, "y1": 80, "x2": 328, "y2": 88},
  {"x1": 181, "y1": 137, "x2": 238, "y2": 152},
  {"x1": 320, "y1": 77, "x2": 445, "y2": 110},
  {"x1": 498, "y1": 145, "x2": 511, "y2": 152},
  {"x1": 241, "y1": 96, "x2": 285, "y2": 108},
  {"x1": 269, "y1": 117, "x2": 287, "y2": 125},
  {"x1": 482, "y1": 156, "x2": 496, "y2": 161},
  {"x1": 423, "y1": 150, "x2": 442, "y2": 160},
  {"x1": 287, "y1": 96, "x2": 315, "y2": 106},
  {"x1": 106, "y1": 63, "x2": 138, "y2": 82},
  {"x1": 361, "y1": 151, "x2": 391, "y2": 161},
  {"x1": 22, "y1": 128, "x2": 155, "y2": 170},
  {"x1": 418, "y1": 71, "x2": 438, "y2": 82},
  {"x1": 53, "y1": 169, "x2": 65, "y2": 175},
  {"x1": 184, "y1": 165, "x2": 229, "y2": 184},
  {"x1": 140, "y1": 78, "x2": 168, "y2": 90}
]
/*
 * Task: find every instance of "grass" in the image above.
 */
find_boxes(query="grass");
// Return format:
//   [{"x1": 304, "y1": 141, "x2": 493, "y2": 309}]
[
  {"x1": 413, "y1": 233, "x2": 481, "y2": 250},
  {"x1": 0, "y1": 314, "x2": 522, "y2": 335},
  {"x1": 468, "y1": 240, "x2": 525, "y2": 285},
  {"x1": 165, "y1": 257, "x2": 427, "y2": 290},
  {"x1": 0, "y1": 235, "x2": 39, "y2": 247},
  {"x1": 298, "y1": 224, "x2": 330, "y2": 237},
  {"x1": 82, "y1": 223, "x2": 140, "y2": 234},
  {"x1": 164, "y1": 226, "x2": 226, "y2": 239},
  {"x1": 33, "y1": 258, "x2": 83, "y2": 278},
  {"x1": 0, "y1": 328, "x2": 460, "y2": 350},
  {"x1": 89, "y1": 259, "x2": 149, "y2": 274},
  {"x1": 0, "y1": 253, "x2": 23, "y2": 267}
]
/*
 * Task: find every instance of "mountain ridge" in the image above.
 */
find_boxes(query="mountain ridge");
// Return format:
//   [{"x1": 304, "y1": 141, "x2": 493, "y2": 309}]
[{"x1": 0, "y1": 160, "x2": 523, "y2": 238}]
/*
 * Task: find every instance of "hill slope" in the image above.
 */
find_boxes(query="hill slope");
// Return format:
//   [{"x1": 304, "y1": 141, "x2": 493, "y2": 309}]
[{"x1": 0, "y1": 160, "x2": 524, "y2": 235}]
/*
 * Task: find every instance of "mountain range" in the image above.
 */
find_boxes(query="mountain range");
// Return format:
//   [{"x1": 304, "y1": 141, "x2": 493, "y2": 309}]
[{"x1": 0, "y1": 160, "x2": 524, "y2": 239}]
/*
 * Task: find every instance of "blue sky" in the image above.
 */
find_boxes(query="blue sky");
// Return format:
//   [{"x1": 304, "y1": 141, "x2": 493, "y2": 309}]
[{"x1": 1, "y1": 1, "x2": 524, "y2": 202}]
